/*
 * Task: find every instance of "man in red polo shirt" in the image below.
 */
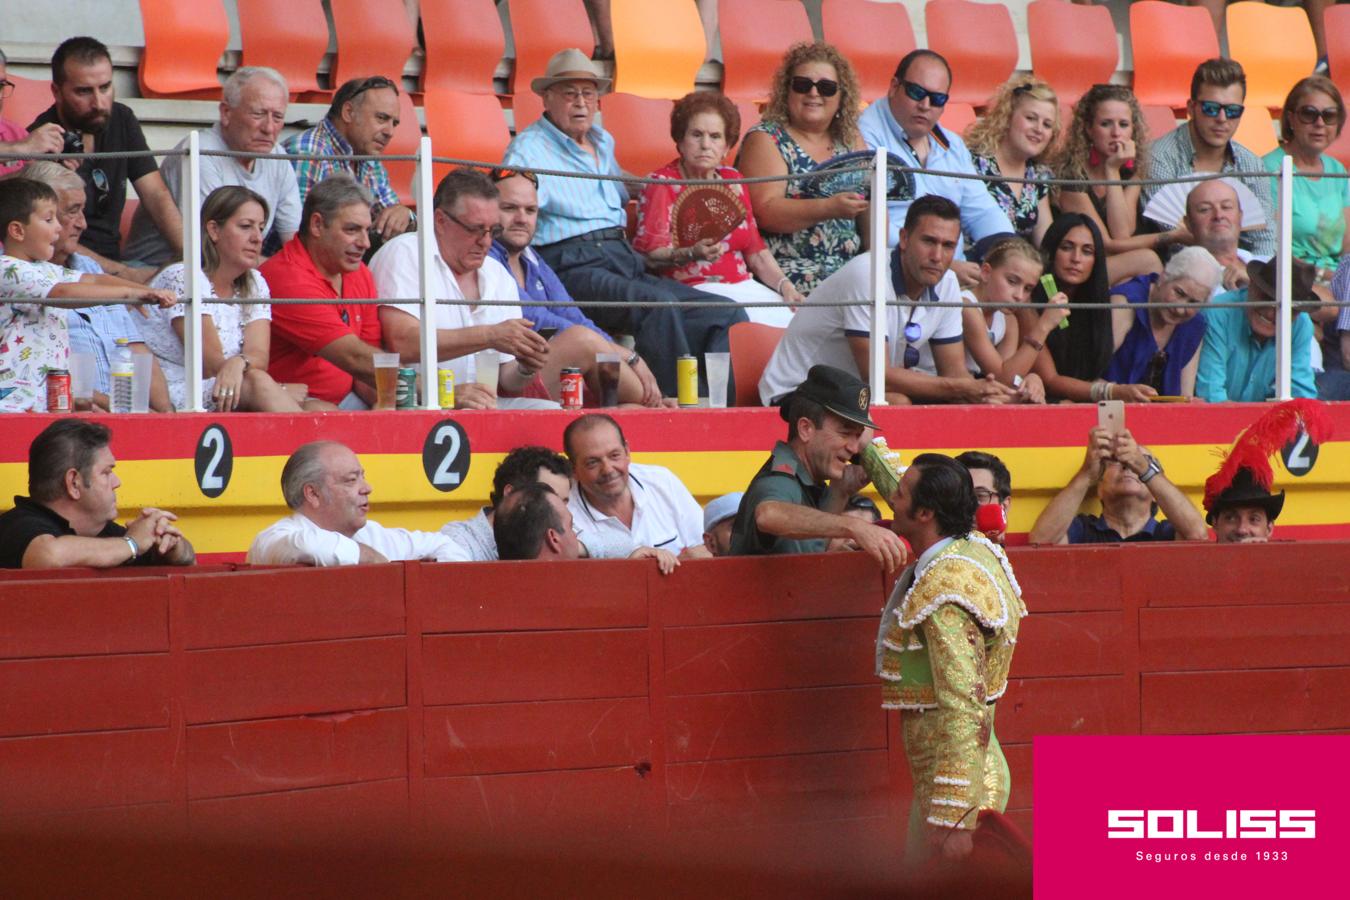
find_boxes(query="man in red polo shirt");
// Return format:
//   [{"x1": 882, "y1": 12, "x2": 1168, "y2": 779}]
[{"x1": 260, "y1": 175, "x2": 384, "y2": 408}]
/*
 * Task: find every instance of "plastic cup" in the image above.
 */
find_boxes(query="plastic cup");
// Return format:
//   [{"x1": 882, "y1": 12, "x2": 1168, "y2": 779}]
[
  {"x1": 131, "y1": 352, "x2": 152, "y2": 413},
  {"x1": 475, "y1": 349, "x2": 499, "y2": 394},
  {"x1": 69, "y1": 353, "x2": 96, "y2": 401},
  {"x1": 373, "y1": 352, "x2": 400, "y2": 410},
  {"x1": 705, "y1": 352, "x2": 730, "y2": 408},
  {"x1": 596, "y1": 353, "x2": 621, "y2": 407}
]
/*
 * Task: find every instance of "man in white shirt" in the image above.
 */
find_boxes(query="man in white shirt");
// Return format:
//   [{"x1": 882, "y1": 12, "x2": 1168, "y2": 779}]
[
  {"x1": 758, "y1": 195, "x2": 1018, "y2": 406},
  {"x1": 247, "y1": 441, "x2": 463, "y2": 566},
  {"x1": 438, "y1": 445, "x2": 572, "y2": 562},
  {"x1": 563, "y1": 414, "x2": 709, "y2": 560}
]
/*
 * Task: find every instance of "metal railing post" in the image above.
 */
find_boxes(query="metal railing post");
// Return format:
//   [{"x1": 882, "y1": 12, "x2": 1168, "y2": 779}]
[
  {"x1": 1276, "y1": 156, "x2": 1294, "y2": 400},
  {"x1": 417, "y1": 136, "x2": 438, "y2": 410},
  {"x1": 868, "y1": 147, "x2": 888, "y2": 406},
  {"x1": 182, "y1": 132, "x2": 205, "y2": 412}
]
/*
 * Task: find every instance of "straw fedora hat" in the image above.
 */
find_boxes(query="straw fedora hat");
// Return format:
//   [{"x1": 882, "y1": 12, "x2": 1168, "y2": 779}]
[{"x1": 530, "y1": 48, "x2": 612, "y2": 96}]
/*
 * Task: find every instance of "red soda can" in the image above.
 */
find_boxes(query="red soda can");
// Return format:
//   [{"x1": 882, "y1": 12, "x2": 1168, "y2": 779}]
[
  {"x1": 560, "y1": 367, "x2": 584, "y2": 410},
  {"x1": 46, "y1": 369, "x2": 71, "y2": 412}
]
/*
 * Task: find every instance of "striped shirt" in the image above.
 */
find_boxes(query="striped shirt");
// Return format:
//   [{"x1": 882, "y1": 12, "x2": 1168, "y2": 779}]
[
  {"x1": 502, "y1": 115, "x2": 626, "y2": 246},
  {"x1": 283, "y1": 118, "x2": 400, "y2": 214},
  {"x1": 63, "y1": 254, "x2": 145, "y2": 394}
]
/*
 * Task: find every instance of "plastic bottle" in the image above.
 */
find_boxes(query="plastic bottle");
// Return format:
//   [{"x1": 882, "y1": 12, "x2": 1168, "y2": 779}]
[{"x1": 111, "y1": 338, "x2": 134, "y2": 414}]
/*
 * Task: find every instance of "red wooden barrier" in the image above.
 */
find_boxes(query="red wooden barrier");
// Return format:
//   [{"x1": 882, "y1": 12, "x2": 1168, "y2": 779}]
[{"x1": 2, "y1": 543, "x2": 1347, "y2": 862}]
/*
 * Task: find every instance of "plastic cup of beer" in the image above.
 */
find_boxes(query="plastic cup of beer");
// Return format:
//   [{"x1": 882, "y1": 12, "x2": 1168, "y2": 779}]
[
  {"x1": 705, "y1": 352, "x2": 730, "y2": 408},
  {"x1": 596, "y1": 353, "x2": 621, "y2": 407},
  {"x1": 373, "y1": 352, "x2": 400, "y2": 410},
  {"x1": 69, "y1": 353, "x2": 96, "y2": 406},
  {"x1": 475, "y1": 349, "x2": 499, "y2": 394}
]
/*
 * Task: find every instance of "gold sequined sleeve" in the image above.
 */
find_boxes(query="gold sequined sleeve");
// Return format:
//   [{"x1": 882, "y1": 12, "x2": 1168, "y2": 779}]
[{"x1": 919, "y1": 603, "x2": 990, "y2": 830}]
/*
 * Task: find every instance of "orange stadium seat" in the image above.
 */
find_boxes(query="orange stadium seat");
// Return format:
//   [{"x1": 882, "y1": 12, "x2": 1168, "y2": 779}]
[
  {"x1": 1129, "y1": 1, "x2": 1219, "y2": 111},
  {"x1": 1226, "y1": 1, "x2": 1317, "y2": 113},
  {"x1": 328, "y1": 0, "x2": 417, "y2": 92},
  {"x1": 1026, "y1": 0, "x2": 1119, "y2": 107},
  {"x1": 136, "y1": 0, "x2": 228, "y2": 98},
  {"x1": 119, "y1": 198, "x2": 139, "y2": 253},
  {"x1": 424, "y1": 90, "x2": 511, "y2": 182},
  {"x1": 718, "y1": 0, "x2": 814, "y2": 102},
  {"x1": 511, "y1": 91, "x2": 545, "y2": 133},
  {"x1": 508, "y1": 0, "x2": 595, "y2": 97},
  {"x1": 1326, "y1": 129, "x2": 1350, "y2": 168},
  {"x1": 3, "y1": 74, "x2": 54, "y2": 129},
  {"x1": 600, "y1": 93, "x2": 675, "y2": 176},
  {"x1": 1326, "y1": 5, "x2": 1350, "y2": 99},
  {"x1": 1232, "y1": 105, "x2": 1278, "y2": 156},
  {"x1": 236, "y1": 0, "x2": 329, "y2": 97},
  {"x1": 1140, "y1": 105, "x2": 1179, "y2": 145},
  {"x1": 924, "y1": 0, "x2": 1018, "y2": 108},
  {"x1": 383, "y1": 90, "x2": 422, "y2": 206},
  {"x1": 421, "y1": 0, "x2": 507, "y2": 96},
  {"x1": 818, "y1": 0, "x2": 916, "y2": 101},
  {"x1": 729, "y1": 322, "x2": 785, "y2": 407},
  {"x1": 611, "y1": 0, "x2": 705, "y2": 99},
  {"x1": 942, "y1": 102, "x2": 978, "y2": 139}
]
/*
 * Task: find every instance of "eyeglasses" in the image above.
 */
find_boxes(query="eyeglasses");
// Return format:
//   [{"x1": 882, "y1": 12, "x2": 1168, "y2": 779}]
[
  {"x1": 1295, "y1": 105, "x2": 1340, "y2": 125},
  {"x1": 0, "y1": 79, "x2": 14, "y2": 100},
  {"x1": 974, "y1": 488, "x2": 1005, "y2": 506},
  {"x1": 553, "y1": 86, "x2": 598, "y2": 104},
  {"x1": 90, "y1": 167, "x2": 111, "y2": 214},
  {"x1": 1196, "y1": 100, "x2": 1244, "y2": 120},
  {"x1": 446, "y1": 211, "x2": 503, "y2": 241},
  {"x1": 489, "y1": 167, "x2": 539, "y2": 186},
  {"x1": 790, "y1": 76, "x2": 839, "y2": 98},
  {"x1": 338, "y1": 75, "x2": 398, "y2": 107},
  {"x1": 901, "y1": 80, "x2": 949, "y2": 108}
]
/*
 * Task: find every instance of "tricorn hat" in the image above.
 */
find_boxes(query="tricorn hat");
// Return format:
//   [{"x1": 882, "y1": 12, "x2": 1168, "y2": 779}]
[
  {"x1": 1202, "y1": 398, "x2": 1332, "y2": 525},
  {"x1": 779, "y1": 364, "x2": 879, "y2": 430},
  {"x1": 530, "y1": 48, "x2": 612, "y2": 96}
]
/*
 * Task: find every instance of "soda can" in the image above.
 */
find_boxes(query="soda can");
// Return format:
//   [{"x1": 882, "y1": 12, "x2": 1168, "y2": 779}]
[
  {"x1": 677, "y1": 355, "x2": 699, "y2": 408},
  {"x1": 46, "y1": 369, "x2": 71, "y2": 413},
  {"x1": 437, "y1": 367, "x2": 456, "y2": 409},
  {"x1": 560, "y1": 367, "x2": 584, "y2": 410},
  {"x1": 396, "y1": 367, "x2": 418, "y2": 409}
]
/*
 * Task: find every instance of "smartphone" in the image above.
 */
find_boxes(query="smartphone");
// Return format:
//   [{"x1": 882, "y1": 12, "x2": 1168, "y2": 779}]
[
  {"x1": 538, "y1": 326, "x2": 558, "y2": 340},
  {"x1": 1097, "y1": 399, "x2": 1125, "y2": 434}
]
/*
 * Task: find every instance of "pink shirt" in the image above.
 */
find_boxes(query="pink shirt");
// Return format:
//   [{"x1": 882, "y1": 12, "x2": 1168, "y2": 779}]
[{"x1": 0, "y1": 118, "x2": 29, "y2": 176}]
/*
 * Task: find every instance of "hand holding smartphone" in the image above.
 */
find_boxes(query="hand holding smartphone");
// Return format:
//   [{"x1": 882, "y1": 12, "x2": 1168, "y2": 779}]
[{"x1": 1097, "y1": 399, "x2": 1125, "y2": 434}]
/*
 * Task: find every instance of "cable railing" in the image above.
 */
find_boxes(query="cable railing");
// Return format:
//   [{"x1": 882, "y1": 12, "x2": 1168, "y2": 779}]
[{"x1": 4, "y1": 139, "x2": 1318, "y2": 409}]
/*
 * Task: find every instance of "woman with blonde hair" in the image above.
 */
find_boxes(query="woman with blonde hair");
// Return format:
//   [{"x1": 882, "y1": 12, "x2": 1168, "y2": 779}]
[
  {"x1": 737, "y1": 41, "x2": 869, "y2": 295},
  {"x1": 964, "y1": 76, "x2": 1061, "y2": 246}
]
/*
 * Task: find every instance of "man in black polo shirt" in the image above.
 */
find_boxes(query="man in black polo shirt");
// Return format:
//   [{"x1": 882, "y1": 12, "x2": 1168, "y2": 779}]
[
  {"x1": 729, "y1": 364, "x2": 907, "y2": 572},
  {"x1": 0, "y1": 420, "x2": 194, "y2": 569},
  {"x1": 28, "y1": 37, "x2": 182, "y2": 274}
]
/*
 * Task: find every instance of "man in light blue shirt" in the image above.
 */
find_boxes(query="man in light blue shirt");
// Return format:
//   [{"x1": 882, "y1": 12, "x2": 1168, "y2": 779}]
[
  {"x1": 858, "y1": 49, "x2": 1014, "y2": 285},
  {"x1": 1197, "y1": 258, "x2": 1317, "y2": 402},
  {"x1": 501, "y1": 49, "x2": 745, "y2": 397}
]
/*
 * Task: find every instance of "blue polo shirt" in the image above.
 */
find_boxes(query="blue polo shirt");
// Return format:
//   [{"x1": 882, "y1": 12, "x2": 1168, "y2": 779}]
[{"x1": 1066, "y1": 514, "x2": 1176, "y2": 544}]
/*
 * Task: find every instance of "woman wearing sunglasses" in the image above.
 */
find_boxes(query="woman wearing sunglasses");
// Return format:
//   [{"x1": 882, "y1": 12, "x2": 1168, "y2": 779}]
[
  {"x1": 737, "y1": 42, "x2": 868, "y2": 297},
  {"x1": 963, "y1": 76, "x2": 1061, "y2": 247},
  {"x1": 1264, "y1": 75, "x2": 1348, "y2": 300}
]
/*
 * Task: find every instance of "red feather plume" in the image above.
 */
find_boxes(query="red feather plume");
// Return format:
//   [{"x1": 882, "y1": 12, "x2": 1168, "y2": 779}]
[{"x1": 1202, "y1": 399, "x2": 1334, "y2": 512}]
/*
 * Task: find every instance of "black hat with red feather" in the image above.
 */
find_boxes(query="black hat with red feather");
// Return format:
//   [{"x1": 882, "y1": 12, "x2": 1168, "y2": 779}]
[{"x1": 1202, "y1": 399, "x2": 1333, "y2": 526}]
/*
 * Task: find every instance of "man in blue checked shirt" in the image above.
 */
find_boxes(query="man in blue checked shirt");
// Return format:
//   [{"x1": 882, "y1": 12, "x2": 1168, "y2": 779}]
[{"x1": 502, "y1": 49, "x2": 745, "y2": 398}]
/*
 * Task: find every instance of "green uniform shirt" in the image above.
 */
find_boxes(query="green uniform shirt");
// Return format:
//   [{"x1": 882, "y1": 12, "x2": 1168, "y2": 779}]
[{"x1": 729, "y1": 441, "x2": 829, "y2": 555}]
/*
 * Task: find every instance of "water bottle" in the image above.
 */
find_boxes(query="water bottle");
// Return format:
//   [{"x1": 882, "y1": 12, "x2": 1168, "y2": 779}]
[{"x1": 111, "y1": 338, "x2": 134, "y2": 414}]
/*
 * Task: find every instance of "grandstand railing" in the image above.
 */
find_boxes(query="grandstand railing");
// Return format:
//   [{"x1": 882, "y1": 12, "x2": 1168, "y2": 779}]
[{"x1": 13, "y1": 141, "x2": 1334, "y2": 410}]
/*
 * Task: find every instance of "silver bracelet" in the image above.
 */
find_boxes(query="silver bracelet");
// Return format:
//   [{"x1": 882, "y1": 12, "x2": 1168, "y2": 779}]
[{"x1": 123, "y1": 535, "x2": 140, "y2": 560}]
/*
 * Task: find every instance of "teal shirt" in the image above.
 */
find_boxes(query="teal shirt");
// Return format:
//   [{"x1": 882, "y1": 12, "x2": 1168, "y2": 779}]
[
  {"x1": 1196, "y1": 291, "x2": 1317, "y2": 401},
  {"x1": 1263, "y1": 147, "x2": 1348, "y2": 271},
  {"x1": 729, "y1": 441, "x2": 829, "y2": 556}
]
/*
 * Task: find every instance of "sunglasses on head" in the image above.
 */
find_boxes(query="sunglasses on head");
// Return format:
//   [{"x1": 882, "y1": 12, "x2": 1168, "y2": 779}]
[
  {"x1": 489, "y1": 167, "x2": 539, "y2": 186},
  {"x1": 1196, "y1": 100, "x2": 1244, "y2": 120},
  {"x1": 790, "y1": 76, "x2": 839, "y2": 98},
  {"x1": 1295, "y1": 105, "x2": 1340, "y2": 125},
  {"x1": 901, "y1": 81, "x2": 949, "y2": 108}
]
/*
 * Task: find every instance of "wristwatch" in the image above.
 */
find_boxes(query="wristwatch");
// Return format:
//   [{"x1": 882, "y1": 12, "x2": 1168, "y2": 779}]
[{"x1": 1138, "y1": 454, "x2": 1163, "y2": 484}]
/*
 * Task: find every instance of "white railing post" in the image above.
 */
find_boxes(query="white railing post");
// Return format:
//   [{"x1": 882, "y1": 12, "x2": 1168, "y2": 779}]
[
  {"x1": 417, "y1": 136, "x2": 438, "y2": 410},
  {"x1": 181, "y1": 131, "x2": 205, "y2": 412},
  {"x1": 868, "y1": 147, "x2": 888, "y2": 406},
  {"x1": 1276, "y1": 155, "x2": 1294, "y2": 400}
]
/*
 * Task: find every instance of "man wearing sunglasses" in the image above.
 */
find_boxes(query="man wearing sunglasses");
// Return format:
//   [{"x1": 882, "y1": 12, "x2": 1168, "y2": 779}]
[
  {"x1": 284, "y1": 76, "x2": 415, "y2": 244},
  {"x1": 858, "y1": 49, "x2": 1014, "y2": 288},
  {"x1": 1145, "y1": 58, "x2": 1276, "y2": 259}
]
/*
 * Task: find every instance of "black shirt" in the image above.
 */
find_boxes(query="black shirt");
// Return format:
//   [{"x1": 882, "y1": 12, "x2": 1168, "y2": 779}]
[
  {"x1": 0, "y1": 495, "x2": 155, "y2": 569},
  {"x1": 29, "y1": 102, "x2": 158, "y2": 259}
]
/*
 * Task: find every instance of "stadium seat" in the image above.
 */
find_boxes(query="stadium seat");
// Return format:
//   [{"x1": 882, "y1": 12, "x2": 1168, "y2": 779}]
[
  {"x1": 923, "y1": 0, "x2": 1018, "y2": 108},
  {"x1": 383, "y1": 90, "x2": 423, "y2": 207},
  {"x1": 718, "y1": 0, "x2": 814, "y2": 102},
  {"x1": 328, "y1": 0, "x2": 417, "y2": 91},
  {"x1": 424, "y1": 90, "x2": 511, "y2": 182},
  {"x1": 1026, "y1": 0, "x2": 1119, "y2": 107},
  {"x1": 1232, "y1": 106, "x2": 1278, "y2": 156},
  {"x1": 511, "y1": 91, "x2": 545, "y2": 133},
  {"x1": 1140, "y1": 105, "x2": 1179, "y2": 145},
  {"x1": 236, "y1": 0, "x2": 329, "y2": 97},
  {"x1": 119, "y1": 198, "x2": 139, "y2": 254},
  {"x1": 1226, "y1": 1, "x2": 1317, "y2": 113},
  {"x1": 942, "y1": 102, "x2": 978, "y2": 140},
  {"x1": 818, "y1": 0, "x2": 916, "y2": 101},
  {"x1": 600, "y1": 94, "x2": 675, "y2": 177},
  {"x1": 1129, "y1": 1, "x2": 1219, "y2": 112},
  {"x1": 421, "y1": 0, "x2": 506, "y2": 96},
  {"x1": 508, "y1": 0, "x2": 595, "y2": 97},
  {"x1": 136, "y1": 0, "x2": 228, "y2": 98},
  {"x1": 1327, "y1": 5, "x2": 1350, "y2": 100},
  {"x1": 3, "y1": 74, "x2": 54, "y2": 129},
  {"x1": 729, "y1": 321, "x2": 785, "y2": 407},
  {"x1": 611, "y1": 0, "x2": 705, "y2": 99},
  {"x1": 1326, "y1": 128, "x2": 1350, "y2": 169}
]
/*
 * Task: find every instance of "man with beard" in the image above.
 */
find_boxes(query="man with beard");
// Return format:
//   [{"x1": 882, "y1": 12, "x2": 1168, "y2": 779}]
[{"x1": 28, "y1": 37, "x2": 182, "y2": 272}]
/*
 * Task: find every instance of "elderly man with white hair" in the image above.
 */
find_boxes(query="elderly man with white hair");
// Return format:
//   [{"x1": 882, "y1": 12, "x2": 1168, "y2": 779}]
[
  {"x1": 1103, "y1": 246, "x2": 1224, "y2": 398},
  {"x1": 248, "y1": 441, "x2": 463, "y2": 566},
  {"x1": 124, "y1": 66, "x2": 301, "y2": 266}
]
